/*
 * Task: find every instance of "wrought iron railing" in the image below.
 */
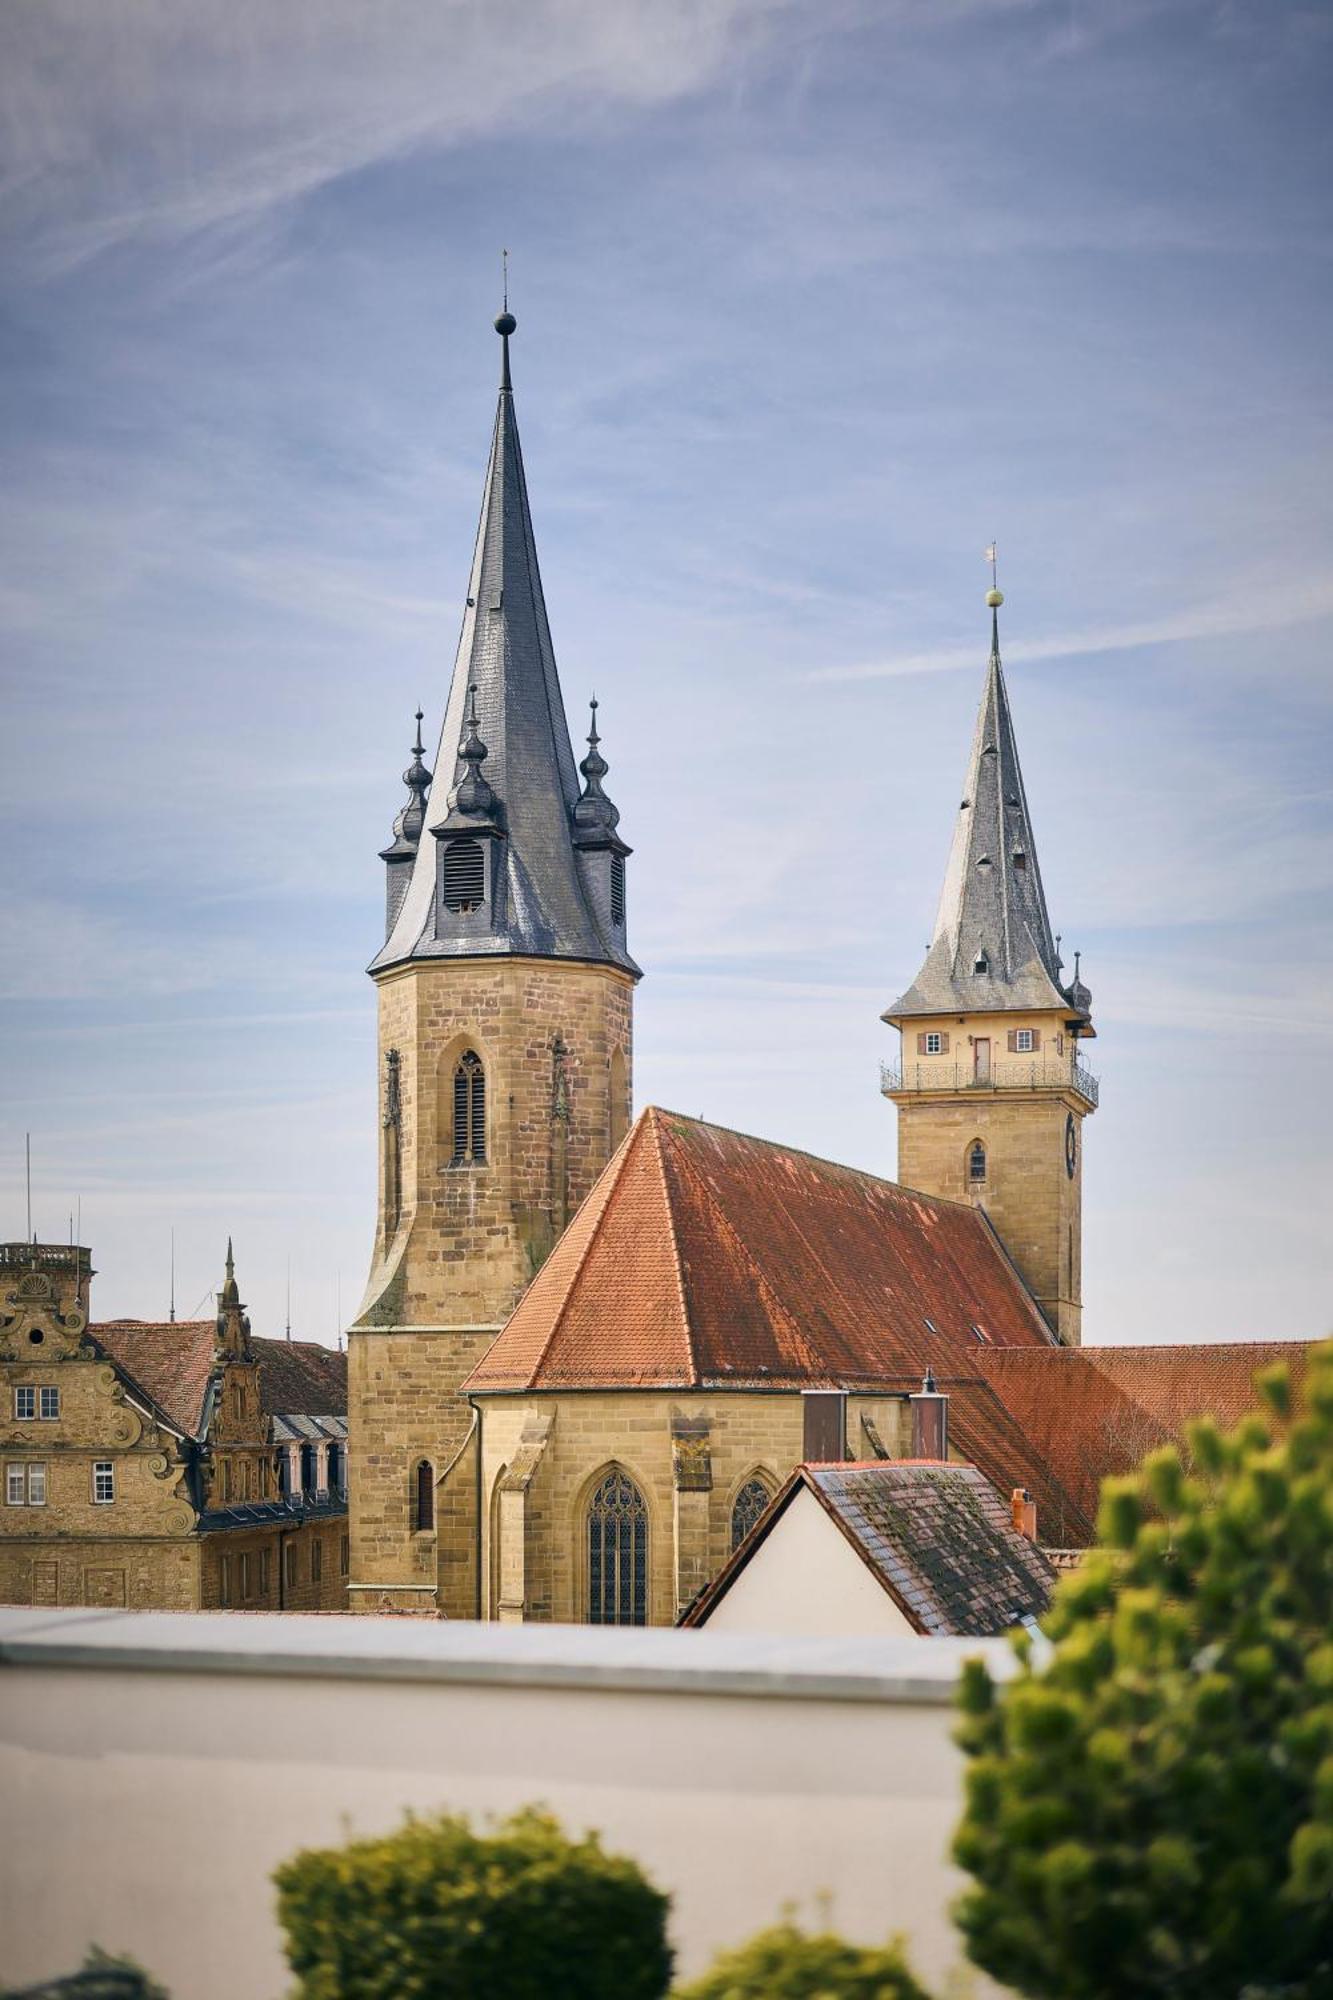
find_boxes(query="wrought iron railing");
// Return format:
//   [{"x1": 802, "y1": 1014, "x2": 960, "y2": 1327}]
[{"x1": 880, "y1": 1055, "x2": 1099, "y2": 1107}]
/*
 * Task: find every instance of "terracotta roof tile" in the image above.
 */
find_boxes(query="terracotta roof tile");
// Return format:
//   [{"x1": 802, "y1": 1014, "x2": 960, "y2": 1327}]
[
  {"x1": 252, "y1": 1337, "x2": 347, "y2": 1418},
  {"x1": 465, "y1": 1108, "x2": 1056, "y2": 1393},
  {"x1": 90, "y1": 1322, "x2": 346, "y2": 1439}
]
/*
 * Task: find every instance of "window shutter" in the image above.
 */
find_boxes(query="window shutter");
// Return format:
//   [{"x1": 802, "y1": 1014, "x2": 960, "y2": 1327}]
[
  {"x1": 1006, "y1": 1030, "x2": 1017, "y2": 1052},
  {"x1": 1031, "y1": 1029, "x2": 1042, "y2": 1051},
  {"x1": 916, "y1": 1034, "x2": 927, "y2": 1055},
  {"x1": 940, "y1": 1033, "x2": 950, "y2": 1054}
]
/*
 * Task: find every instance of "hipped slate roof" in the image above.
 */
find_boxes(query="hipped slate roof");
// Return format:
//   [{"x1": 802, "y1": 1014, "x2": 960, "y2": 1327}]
[
  {"x1": 463, "y1": 1107, "x2": 1057, "y2": 1393},
  {"x1": 682, "y1": 1460, "x2": 1056, "y2": 1636},
  {"x1": 91, "y1": 1322, "x2": 347, "y2": 1440},
  {"x1": 885, "y1": 611, "x2": 1074, "y2": 1021},
  {"x1": 371, "y1": 323, "x2": 636, "y2": 977}
]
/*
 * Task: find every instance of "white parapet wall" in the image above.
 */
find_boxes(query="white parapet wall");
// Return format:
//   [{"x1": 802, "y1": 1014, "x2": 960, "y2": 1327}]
[{"x1": 0, "y1": 1608, "x2": 1014, "y2": 1999}]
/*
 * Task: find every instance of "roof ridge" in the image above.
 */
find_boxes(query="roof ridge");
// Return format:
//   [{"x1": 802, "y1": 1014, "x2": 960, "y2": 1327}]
[
  {"x1": 521, "y1": 1116, "x2": 648, "y2": 1387},
  {"x1": 654, "y1": 1113, "x2": 828, "y2": 1384},
  {"x1": 642, "y1": 1109, "x2": 700, "y2": 1385}
]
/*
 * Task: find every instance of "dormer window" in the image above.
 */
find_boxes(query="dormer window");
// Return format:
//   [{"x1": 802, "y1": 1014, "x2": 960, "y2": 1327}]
[
  {"x1": 441, "y1": 838, "x2": 485, "y2": 914},
  {"x1": 973, "y1": 952, "x2": 990, "y2": 975},
  {"x1": 1012, "y1": 849, "x2": 1027, "y2": 871}
]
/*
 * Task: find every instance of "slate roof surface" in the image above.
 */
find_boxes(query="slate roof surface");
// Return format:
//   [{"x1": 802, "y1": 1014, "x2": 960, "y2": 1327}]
[
  {"x1": 371, "y1": 327, "x2": 635, "y2": 977},
  {"x1": 464, "y1": 1107, "x2": 1057, "y2": 1393},
  {"x1": 884, "y1": 616, "x2": 1076, "y2": 1022},
  {"x1": 683, "y1": 1460, "x2": 1056, "y2": 1636},
  {"x1": 90, "y1": 1322, "x2": 346, "y2": 1441}
]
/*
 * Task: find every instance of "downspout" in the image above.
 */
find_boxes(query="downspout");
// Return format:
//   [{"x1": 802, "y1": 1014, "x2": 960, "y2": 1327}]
[{"x1": 468, "y1": 1396, "x2": 482, "y2": 1621}]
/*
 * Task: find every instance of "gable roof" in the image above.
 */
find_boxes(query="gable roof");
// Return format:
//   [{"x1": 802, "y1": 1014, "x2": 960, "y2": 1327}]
[
  {"x1": 683, "y1": 1460, "x2": 1056, "y2": 1636},
  {"x1": 464, "y1": 1107, "x2": 1057, "y2": 1394},
  {"x1": 90, "y1": 1321, "x2": 347, "y2": 1441}
]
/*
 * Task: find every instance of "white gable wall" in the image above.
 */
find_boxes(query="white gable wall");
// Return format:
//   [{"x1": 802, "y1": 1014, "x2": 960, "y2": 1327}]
[{"x1": 697, "y1": 1487, "x2": 914, "y2": 1637}]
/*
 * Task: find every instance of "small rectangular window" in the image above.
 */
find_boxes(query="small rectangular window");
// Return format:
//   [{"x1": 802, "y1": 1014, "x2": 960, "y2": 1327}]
[
  {"x1": 220, "y1": 1555, "x2": 231, "y2": 1607},
  {"x1": 92, "y1": 1461, "x2": 115, "y2": 1505},
  {"x1": 260, "y1": 1549, "x2": 270, "y2": 1597},
  {"x1": 14, "y1": 1387, "x2": 35, "y2": 1421},
  {"x1": 311, "y1": 1540, "x2": 323, "y2": 1583},
  {"x1": 1016, "y1": 1028, "x2": 1034, "y2": 1053},
  {"x1": 6, "y1": 1464, "x2": 26, "y2": 1506},
  {"x1": 27, "y1": 1464, "x2": 47, "y2": 1506},
  {"x1": 340, "y1": 1535, "x2": 350, "y2": 1577},
  {"x1": 239, "y1": 1553, "x2": 251, "y2": 1600},
  {"x1": 39, "y1": 1387, "x2": 59, "y2": 1421},
  {"x1": 925, "y1": 1032, "x2": 942, "y2": 1055},
  {"x1": 285, "y1": 1542, "x2": 297, "y2": 1587}
]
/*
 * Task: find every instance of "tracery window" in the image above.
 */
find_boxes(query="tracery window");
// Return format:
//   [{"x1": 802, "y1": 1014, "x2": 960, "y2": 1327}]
[
  {"x1": 969, "y1": 1140, "x2": 987, "y2": 1184},
  {"x1": 452, "y1": 1050, "x2": 486, "y2": 1165},
  {"x1": 730, "y1": 1477, "x2": 772, "y2": 1551},
  {"x1": 587, "y1": 1468, "x2": 648, "y2": 1626}
]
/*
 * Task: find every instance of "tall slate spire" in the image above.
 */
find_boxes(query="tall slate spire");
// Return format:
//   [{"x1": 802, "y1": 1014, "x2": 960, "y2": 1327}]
[
  {"x1": 885, "y1": 591, "x2": 1083, "y2": 1022},
  {"x1": 372, "y1": 312, "x2": 637, "y2": 976}
]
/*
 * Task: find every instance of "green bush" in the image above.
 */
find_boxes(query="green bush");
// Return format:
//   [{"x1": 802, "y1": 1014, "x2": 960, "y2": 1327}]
[
  {"x1": 274, "y1": 1805, "x2": 673, "y2": 1999},
  {"x1": 672, "y1": 1920, "x2": 933, "y2": 1999},
  {"x1": 953, "y1": 1344, "x2": 1333, "y2": 2000}
]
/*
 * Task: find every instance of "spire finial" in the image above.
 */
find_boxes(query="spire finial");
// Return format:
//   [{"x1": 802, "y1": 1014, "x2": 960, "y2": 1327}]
[
  {"x1": 494, "y1": 257, "x2": 516, "y2": 392},
  {"x1": 381, "y1": 707, "x2": 434, "y2": 863},
  {"x1": 452, "y1": 680, "x2": 498, "y2": 819},
  {"x1": 225, "y1": 1236, "x2": 234, "y2": 1282},
  {"x1": 984, "y1": 542, "x2": 1004, "y2": 661},
  {"x1": 573, "y1": 691, "x2": 622, "y2": 845}
]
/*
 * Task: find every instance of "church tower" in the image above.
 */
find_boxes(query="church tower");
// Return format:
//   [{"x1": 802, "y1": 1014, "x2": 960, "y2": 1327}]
[
  {"x1": 882, "y1": 581, "x2": 1096, "y2": 1344},
  {"x1": 348, "y1": 311, "x2": 639, "y2": 1611}
]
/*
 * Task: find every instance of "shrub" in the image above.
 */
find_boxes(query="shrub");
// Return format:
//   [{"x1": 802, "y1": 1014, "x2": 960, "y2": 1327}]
[
  {"x1": 274, "y1": 1805, "x2": 672, "y2": 2000},
  {"x1": 672, "y1": 1920, "x2": 933, "y2": 1999},
  {"x1": 953, "y1": 1344, "x2": 1333, "y2": 2000}
]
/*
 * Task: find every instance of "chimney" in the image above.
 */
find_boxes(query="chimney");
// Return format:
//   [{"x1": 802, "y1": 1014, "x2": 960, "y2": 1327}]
[
  {"x1": 909, "y1": 1368, "x2": 949, "y2": 1460},
  {"x1": 1010, "y1": 1487, "x2": 1038, "y2": 1540},
  {"x1": 802, "y1": 1389, "x2": 847, "y2": 1463}
]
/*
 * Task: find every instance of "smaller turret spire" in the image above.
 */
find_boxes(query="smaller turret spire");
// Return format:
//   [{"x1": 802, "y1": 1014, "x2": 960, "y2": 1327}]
[
  {"x1": 216, "y1": 1239, "x2": 251, "y2": 1360},
  {"x1": 380, "y1": 710, "x2": 433, "y2": 863},
  {"x1": 572, "y1": 695, "x2": 623, "y2": 845},
  {"x1": 451, "y1": 682, "x2": 499, "y2": 822}
]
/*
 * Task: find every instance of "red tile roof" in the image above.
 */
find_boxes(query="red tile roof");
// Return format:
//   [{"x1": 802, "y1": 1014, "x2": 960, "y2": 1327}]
[
  {"x1": 464, "y1": 1108, "x2": 1057, "y2": 1393},
  {"x1": 683, "y1": 1460, "x2": 1056, "y2": 1636},
  {"x1": 90, "y1": 1322, "x2": 346, "y2": 1439}
]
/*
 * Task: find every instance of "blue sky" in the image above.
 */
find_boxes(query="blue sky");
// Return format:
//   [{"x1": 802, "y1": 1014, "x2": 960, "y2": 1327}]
[{"x1": 2, "y1": 0, "x2": 1330, "y2": 1343}]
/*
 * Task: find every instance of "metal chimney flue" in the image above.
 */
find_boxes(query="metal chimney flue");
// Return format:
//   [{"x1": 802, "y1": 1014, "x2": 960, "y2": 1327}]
[{"x1": 909, "y1": 1368, "x2": 949, "y2": 1460}]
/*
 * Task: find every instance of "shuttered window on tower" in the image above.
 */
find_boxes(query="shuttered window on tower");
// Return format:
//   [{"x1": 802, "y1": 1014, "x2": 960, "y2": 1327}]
[
  {"x1": 452, "y1": 1050, "x2": 486, "y2": 1165},
  {"x1": 610, "y1": 853, "x2": 625, "y2": 927},
  {"x1": 441, "y1": 838, "x2": 485, "y2": 913}
]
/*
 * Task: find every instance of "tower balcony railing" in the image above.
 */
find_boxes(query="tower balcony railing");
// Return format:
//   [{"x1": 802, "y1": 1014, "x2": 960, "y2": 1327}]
[{"x1": 880, "y1": 1053, "x2": 1099, "y2": 1108}]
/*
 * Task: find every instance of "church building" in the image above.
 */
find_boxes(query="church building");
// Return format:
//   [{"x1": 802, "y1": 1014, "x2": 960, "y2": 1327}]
[{"x1": 346, "y1": 310, "x2": 1310, "y2": 1626}]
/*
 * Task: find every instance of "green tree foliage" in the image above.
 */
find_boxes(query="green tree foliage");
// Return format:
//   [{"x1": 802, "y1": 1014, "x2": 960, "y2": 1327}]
[
  {"x1": 672, "y1": 1920, "x2": 932, "y2": 1999},
  {"x1": 953, "y1": 1345, "x2": 1333, "y2": 1999},
  {"x1": 274, "y1": 1806, "x2": 673, "y2": 2000}
]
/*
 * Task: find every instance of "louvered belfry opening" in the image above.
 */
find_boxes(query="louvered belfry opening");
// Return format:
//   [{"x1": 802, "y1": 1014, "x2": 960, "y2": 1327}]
[
  {"x1": 610, "y1": 853, "x2": 626, "y2": 927},
  {"x1": 587, "y1": 1468, "x2": 648, "y2": 1625},
  {"x1": 441, "y1": 837, "x2": 485, "y2": 913},
  {"x1": 452, "y1": 1050, "x2": 486, "y2": 1164}
]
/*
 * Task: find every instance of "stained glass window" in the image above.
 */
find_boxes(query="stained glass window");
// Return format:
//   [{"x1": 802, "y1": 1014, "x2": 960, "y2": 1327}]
[
  {"x1": 730, "y1": 1478, "x2": 772, "y2": 1550},
  {"x1": 587, "y1": 1468, "x2": 648, "y2": 1625}
]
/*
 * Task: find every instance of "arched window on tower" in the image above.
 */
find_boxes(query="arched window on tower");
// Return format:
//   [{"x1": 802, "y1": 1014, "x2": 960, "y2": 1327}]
[
  {"x1": 441, "y1": 837, "x2": 485, "y2": 913},
  {"x1": 587, "y1": 1467, "x2": 648, "y2": 1625},
  {"x1": 413, "y1": 1459, "x2": 435, "y2": 1533},
  {"x1": 969, "y1": 1140, "x2": 987, "y2": 1184},
  {"x1": 452, "y1": 1050, "x2": 486, "y2": 1165},
  {"x1": 730, "y1": 1476, "x2": 773, "y2": 1551}
]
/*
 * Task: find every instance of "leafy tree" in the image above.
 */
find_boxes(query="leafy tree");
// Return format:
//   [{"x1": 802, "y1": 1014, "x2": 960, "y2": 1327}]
[
  {"x1": 274, "y1": 1806, "x2": 672, "y2": 2000},
  {"x1": 672, "y1": 1919, "x2": 932, "y2": 1999},
  {"x1": 953, "y1": 1345, "x2": 1333, "y2": 1999}
]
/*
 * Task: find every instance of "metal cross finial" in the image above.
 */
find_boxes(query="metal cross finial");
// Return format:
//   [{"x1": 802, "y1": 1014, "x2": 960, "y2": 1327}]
[
  {"x1": 985, "y1": 542, "x2": 998, "y2": 590},
  {"x1": 502, "y1": 247, "x2": 508, "y2": 314}
]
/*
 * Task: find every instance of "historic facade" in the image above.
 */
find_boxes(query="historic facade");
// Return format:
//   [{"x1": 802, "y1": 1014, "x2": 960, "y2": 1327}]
[
  {"x1": 880, "y1": 586, "x2": 1097, "y2": 1344},
  {"x1": 347, "y1": 312, "x2": 639, "y2": 1612},
  {"x1": 0, "y1": 1241, "x2": 348, "y2": 1612}
]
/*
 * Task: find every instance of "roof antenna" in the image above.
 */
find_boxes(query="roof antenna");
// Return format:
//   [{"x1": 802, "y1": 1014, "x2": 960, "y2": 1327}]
[
  {"x1": 169, "y1": 1227, "x2": 176, "y2": 1323},
  {"x1": 285, "y1": 1257, "x2": 292, "y2": 1341},
  {"x1": 335, "y1": 1268, "x2": 342, "y2": 1349},
  {"x1": 25, "y1": 1132, "x2": 32, "y2": 1244}
]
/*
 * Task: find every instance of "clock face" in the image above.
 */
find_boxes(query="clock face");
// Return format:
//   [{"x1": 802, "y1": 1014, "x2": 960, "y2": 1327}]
[{"x1": 1065, "y1": 1112, "x2": 1077, "y2": 1179}]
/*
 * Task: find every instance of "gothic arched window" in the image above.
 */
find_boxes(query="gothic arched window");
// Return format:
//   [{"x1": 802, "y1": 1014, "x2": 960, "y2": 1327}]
[
  {"x1": 587, "y1": 1468, "x2": 648, "y2": 1626},
  {"x1": 730, "y1": 1477, "x2": 772, "y2": 1550},
  {"x1": 413, "y1": 1459, "x2": 435, "y2": 1533},
  {"x1": 441, "y1": 837, "x2": 485, "y2": 913},
  {"x1": 969, "y1": 1140, "x2": 987, "y2": 1184},
  {"x1": 452, "y1": 1050, "x2": 486, "y2": 1165}
]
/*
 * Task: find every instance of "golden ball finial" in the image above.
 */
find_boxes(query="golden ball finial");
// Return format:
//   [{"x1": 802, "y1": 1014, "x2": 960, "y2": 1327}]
[{"x1": 986, "y1": 587, "x2": 1004, "y2": 608}]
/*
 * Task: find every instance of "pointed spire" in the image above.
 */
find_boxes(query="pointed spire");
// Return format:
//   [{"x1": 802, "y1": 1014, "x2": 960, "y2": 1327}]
[
  {"x1": 216, "y1": 1239, "x2": 250, "y2": 1359},
  {"x1": 884, "y1": 576, "x2": 1077, "y2": 1023},
  {"x1": 370, "y1": 305, "x2": 638, "y2": 977},
  {"x1": 573, "y1": 695, "x2": 624, "y2": 846},
  {"x1": 379, "y1": 710, "x2": 434, "y2": 862}
]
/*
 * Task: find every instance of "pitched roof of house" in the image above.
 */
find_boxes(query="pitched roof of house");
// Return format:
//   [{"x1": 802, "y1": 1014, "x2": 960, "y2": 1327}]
[
  {"x1": 90, "y1": 1321, "x2": 347, "y2": 1440},
  {"x1": 682, "y1": 1460, "x2": 1056, "y2": 1636},
  {"x1": 977, "y1": 1341, "x2": 1309, "y2": 1532},
  {"x1": 464, "y1": 1107, "x2": 1058, "y2": 1394}
]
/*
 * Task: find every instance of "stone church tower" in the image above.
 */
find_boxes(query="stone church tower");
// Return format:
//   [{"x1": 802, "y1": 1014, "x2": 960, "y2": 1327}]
[
  {"x1": 348, "y1": 312, "x2": 639, "y2": 1611},
  {"x1": 882, "y1": 586, "x2": 1097, "y2": 1344}
]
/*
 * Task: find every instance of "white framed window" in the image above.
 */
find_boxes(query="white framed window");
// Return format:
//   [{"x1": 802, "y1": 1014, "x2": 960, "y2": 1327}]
[
  {"x1": 925, "y1": 1032, "x2": 942, "y2": 1055},
  {"x1": 92, "y1": 1461, "x2": 115, "y2": 1505},
  {"x1": 6, "y1": 1464, "x2": 25, "y2": 1506},
  {"x1": 27, "y1": 1463, "x2": 46, "y2": 1506},
  {"x1": 39, "y1": 1387, "x2": 59, "y2": 1420},
  {"x1": 1016, "y1": 1028, "x2": 1034, "y2": 1053},
  {"x1": 14, "y1": 1387, "x2": 35, "y2": 1421}
]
